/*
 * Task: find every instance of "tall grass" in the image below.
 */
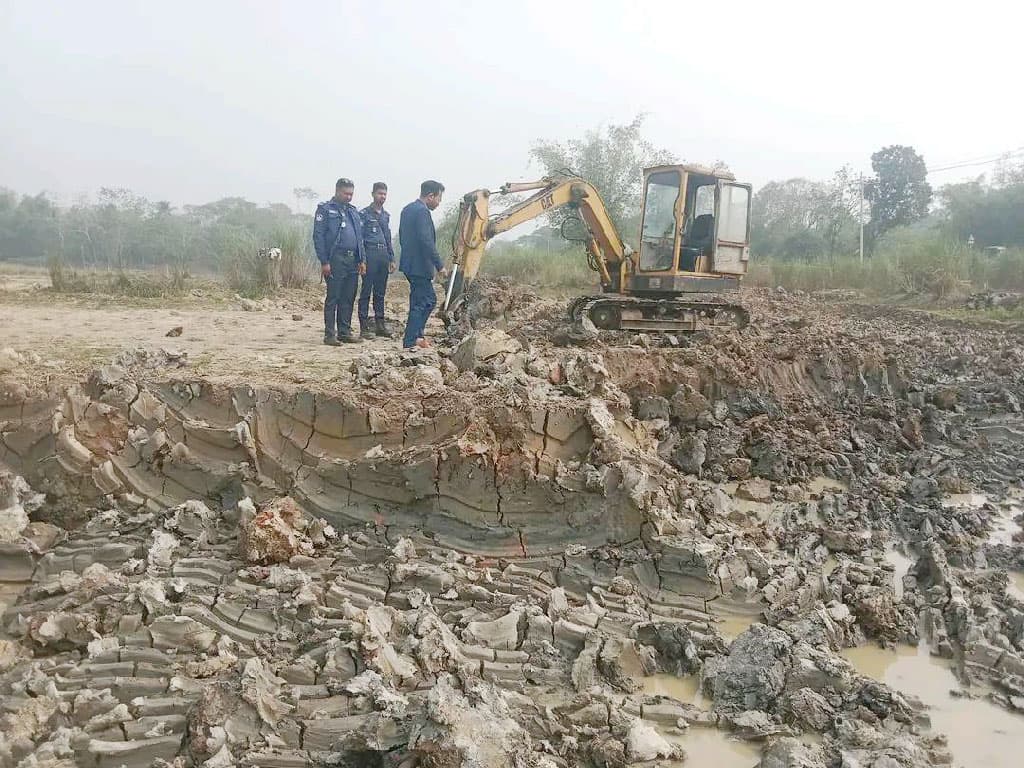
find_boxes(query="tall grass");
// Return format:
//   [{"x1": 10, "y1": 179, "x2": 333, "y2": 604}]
[
  {"x1": 749, "y1": 233, "x2": 1024, "y2": 298},
  {"x1": 222, "y1": 225, "x2": 315, "y2": 297},
  {"x1": 478, "y1": 245, "x2": 596, "y2": 290}
]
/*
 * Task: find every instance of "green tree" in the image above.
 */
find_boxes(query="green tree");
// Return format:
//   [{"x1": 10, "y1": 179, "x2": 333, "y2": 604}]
[
  {"x1": 865, "y1": 145, "x2": 932, "y2": 250},
  {"x1": 529, "y1": 114, "x2": 677, "y2": 236}
]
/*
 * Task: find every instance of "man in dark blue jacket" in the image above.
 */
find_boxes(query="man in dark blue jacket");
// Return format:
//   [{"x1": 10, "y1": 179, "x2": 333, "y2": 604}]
[
  {"x1": 357, "y1": 182, "x2": 395, "y2": 339},
  {"x1": 313, "y1": 178, "x2": 366, "y2": 345},
  {"x1": 398, "y1": 180, "x2": 445, "y2": 350}
]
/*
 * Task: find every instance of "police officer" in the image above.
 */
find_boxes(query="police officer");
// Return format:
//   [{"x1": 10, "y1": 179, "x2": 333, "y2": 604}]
[
  {"x1": 313, "y1": 178, "x2": 366, "y2": 345},
  {"x1": 357, "y1": 182, "x2": 396, "y2": 338}
]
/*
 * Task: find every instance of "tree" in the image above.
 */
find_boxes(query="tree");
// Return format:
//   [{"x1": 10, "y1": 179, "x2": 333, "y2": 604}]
[
  {"x1": 864, "y1": 145, "x2": 932, "y2": 249},
  {"x1": 749, "y1": 178, "x2": 828, "y2": 259},
  {"x1": 529, "y1": 114, "x2": 677, "y2": 236}
]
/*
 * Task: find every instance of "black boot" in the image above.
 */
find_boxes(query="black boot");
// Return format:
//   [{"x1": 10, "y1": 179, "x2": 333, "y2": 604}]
[
  {"x1": 359, "y1": 323, "x2": 374, "y2": 339},
  {"x1": 339, "y1": 333, "x2": 364, "y2": 344},
  {"x1": 375, "y1": 319, "x2": 394, "y2": 338},
  {"x1": 323, "y1": 334, "x2": 341, "y2": 347}
]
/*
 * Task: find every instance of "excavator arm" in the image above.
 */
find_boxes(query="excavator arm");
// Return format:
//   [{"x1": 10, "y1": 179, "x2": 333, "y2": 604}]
[{"x1": 441, "y1": 176, "x2": 633, "y2": 323}]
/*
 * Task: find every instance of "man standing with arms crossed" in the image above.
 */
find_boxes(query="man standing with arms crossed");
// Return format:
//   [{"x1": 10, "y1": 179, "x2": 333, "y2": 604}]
[
  {"x1": 398, "y1": 180, "x2": 445, "y2": 351},
  {"x1": 313, "y1": 178, "x2": 366, "y2": 345},
  {"x1": 357, "y1": 182, "x2": 395, "y2": 339}
]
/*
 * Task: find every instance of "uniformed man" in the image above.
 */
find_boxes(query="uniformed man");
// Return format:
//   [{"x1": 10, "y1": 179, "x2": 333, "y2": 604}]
[
  {"x1": 398, "y1": 180, "x2": 446, "y2": 351},
  {"x1": 357, "y1": 182, "x2": 396, "y2": 339},
  {"x1": 313, "y1": 178, "x2": 366, "y2": 345}
]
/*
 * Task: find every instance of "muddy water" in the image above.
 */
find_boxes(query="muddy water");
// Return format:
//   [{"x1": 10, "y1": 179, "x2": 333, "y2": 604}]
[
  {"x1": 842, "y1": 643, "x2": 1024, "y2": 768},
  {"x1": 639, "y1": 674, "x2": 760, "y2": 767},
  {"x1": 883, "y1": 545, "x2": 914, "y2": 600}
]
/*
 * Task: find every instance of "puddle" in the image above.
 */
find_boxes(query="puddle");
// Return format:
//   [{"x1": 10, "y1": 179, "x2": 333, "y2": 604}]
[
  {"x1": 642, "y1": 672, "x2": 702, "y2": 704},
  {"x1": 659, "y1": 728, "x2": 761, "y2": 768},
  {"x1": 709, "y1": 601, "x2": 762, "y2": 641},
  {"x1": 808, "y1": 476, "x2": 847, "y2": 495},
  {"x1": 883, "y1": 545, "x2": 914, "y2": 600},
  {"x1": 639, "y1": 674, "x2": 760, "y2": 767},
  {"x1": 842, "y1": 643, "x2": 1024, "y2": 768}
]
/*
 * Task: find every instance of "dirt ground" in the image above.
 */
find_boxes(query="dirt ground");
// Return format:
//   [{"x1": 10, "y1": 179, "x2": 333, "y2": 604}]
[{"x1": 0, "y1": 270, "x2": 450, "y2": 387}]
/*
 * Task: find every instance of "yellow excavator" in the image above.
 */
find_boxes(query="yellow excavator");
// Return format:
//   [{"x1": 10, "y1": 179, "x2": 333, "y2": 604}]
[{"x1": 441, "y1": 164, "x2": 753, "y2": 332}]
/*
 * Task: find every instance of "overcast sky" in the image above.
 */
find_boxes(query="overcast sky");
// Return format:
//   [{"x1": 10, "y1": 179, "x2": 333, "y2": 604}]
[{"x1": 1, "y1": 1, "x2": 1020, "y2": 216}]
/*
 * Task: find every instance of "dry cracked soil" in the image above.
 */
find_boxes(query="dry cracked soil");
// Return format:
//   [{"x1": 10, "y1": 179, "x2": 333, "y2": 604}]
[{"x1": 1, "y1": 273, "x2": 1023, "y2": 768}]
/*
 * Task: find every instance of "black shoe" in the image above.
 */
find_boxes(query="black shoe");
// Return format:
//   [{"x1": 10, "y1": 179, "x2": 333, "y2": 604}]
[
  {"x1": 375, "y1": 320, "x2": 394, "y2": 338},
  {"x1": 359, "y1": 324, "x2": 375, "y2": 339},
  {"x1": 323, "y1": 335, "x2": 341, "y2": 347},
  {"x1": 339, "y1": 334, "x2": 364, "y2": 344}
]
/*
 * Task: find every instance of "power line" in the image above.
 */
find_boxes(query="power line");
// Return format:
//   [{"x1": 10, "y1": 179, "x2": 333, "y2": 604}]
[{"x1": 926, "y1": 147, "x2": 1024, "y2": 175}]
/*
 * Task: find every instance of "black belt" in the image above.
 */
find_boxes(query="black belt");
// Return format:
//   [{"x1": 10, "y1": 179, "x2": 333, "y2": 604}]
[
  {"x1": 366, "y1": 243, "x2": 387, "y2": 249},
  {"x1": 334, "y1": 249, "x2": 356, "y2": 256}
]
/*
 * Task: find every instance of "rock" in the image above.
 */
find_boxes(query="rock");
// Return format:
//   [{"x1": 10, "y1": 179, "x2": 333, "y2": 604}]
[
  {"x1": 670, "y1": 384, "x2": 710, "y2": 422},
  {"x1": 736, "y1": 477, "x2": 772, "y2": 503},
  {"x1": 239, "y1": 298, "x2": 260, "y2": 312},
  {"x1": 451, "y1": 328, "x2": 522, "y2": 372},
  {"x1": 636, "y1": 395, "x2": 670, "y2": 421},
  {"x1": 291, "y1": 314, "x2": 303, "y2": 321},
  {"x1": 704, "y1": 624, "x2": 793, "y2": 713},
  {"x1": 671, "y1": 433, "x2": 707, "y2": 475},
  {"x1": 760, "y1": 737, "x2": 828, "y2": 768},
  {"x1": 624, "y1": 719, "x2": 675, "y2": 761},
  {"x1": 239, "y1": 496, "x2": 314, "y2": 564},
  {"x1": 165, "y1": 326, "x2": 183, "y2": 337},
  {"x1": 726, "y1": 457, "x2": 753, "y2": 479},
  {"x1": 932, "y1": 387, "x2": 958, "y2": 410}
]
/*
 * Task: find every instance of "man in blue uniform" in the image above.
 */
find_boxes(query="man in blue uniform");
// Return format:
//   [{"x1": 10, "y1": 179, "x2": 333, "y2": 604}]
[
  {"x1": 398, "y1": 180, "x2": 445, "y2": 351},
  {"x1": 313, "y1": 178, "x2": 366, "y2": 345},
  {"x1": 357, "y1": 182, "x2": 395, "y2": 339}
]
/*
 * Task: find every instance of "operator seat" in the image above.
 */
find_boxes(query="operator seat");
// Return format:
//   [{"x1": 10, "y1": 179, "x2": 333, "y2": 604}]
[{"x1": 680, "y1": 213, "x2": 714, "y2": 271}]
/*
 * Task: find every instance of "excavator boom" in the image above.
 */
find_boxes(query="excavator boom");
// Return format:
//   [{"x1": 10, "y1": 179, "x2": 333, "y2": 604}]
[{"x1": 442, "y1": 176, "x2": 630, "y2": 322}]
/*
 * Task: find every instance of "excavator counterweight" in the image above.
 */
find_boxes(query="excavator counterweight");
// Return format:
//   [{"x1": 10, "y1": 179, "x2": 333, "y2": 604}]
[{"x1": 442, "y1": 165, "x2": 752, "y2": 333}]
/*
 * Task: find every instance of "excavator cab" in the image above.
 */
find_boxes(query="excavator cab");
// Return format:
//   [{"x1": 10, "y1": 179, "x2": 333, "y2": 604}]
[{"x1": 632, "y1": 165, "x2": 751, "y2": 295}]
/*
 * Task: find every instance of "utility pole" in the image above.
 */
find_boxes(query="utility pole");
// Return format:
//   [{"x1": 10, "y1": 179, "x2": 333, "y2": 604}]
[{"x1": 858, "y1": 174, "x2": 865, "y2": 263}]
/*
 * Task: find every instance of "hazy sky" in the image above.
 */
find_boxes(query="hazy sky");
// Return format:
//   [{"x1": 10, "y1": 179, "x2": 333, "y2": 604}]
[{"x1": 2, "y1": 1, "x2": 1020, "y2": 217}]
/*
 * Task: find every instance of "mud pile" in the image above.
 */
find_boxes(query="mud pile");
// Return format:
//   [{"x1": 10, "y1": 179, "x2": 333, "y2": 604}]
[{"x1": 1, "y1": 285, "x2": 1023, "y2": 767}]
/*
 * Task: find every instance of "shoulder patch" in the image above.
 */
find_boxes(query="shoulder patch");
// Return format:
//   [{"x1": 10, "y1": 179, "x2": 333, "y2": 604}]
[{"x1": 315, "y1": 213, "x2": 324, "y2": 221}]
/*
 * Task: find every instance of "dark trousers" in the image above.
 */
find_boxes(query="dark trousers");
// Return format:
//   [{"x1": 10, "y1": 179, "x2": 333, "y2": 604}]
[
  {"x1": 323, "y1": 252, "x2": 359, "y2": 338},
  {"x1": 402, "y1": 274, "x2": 436, "y2": 348},
  {"x1": 358, "y1": 250, "x2": 391, "y2": 326}
]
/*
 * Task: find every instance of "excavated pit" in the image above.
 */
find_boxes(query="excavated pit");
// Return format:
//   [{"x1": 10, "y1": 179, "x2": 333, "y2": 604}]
[{"x1": 2, "y1": 285, "x2": 1024, "y2": 768}]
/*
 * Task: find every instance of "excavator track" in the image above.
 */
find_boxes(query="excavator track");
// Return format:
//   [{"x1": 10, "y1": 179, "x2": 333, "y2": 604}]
[{"x1": 567, "y1": 294, "x2": 749, "y2": 333}]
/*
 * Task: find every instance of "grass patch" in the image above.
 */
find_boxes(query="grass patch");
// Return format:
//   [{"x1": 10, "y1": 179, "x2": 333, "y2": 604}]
[
  {"x1": 749, "y1": 233, "x2": 1024, "y2": 299},
  {"x1": 478, "y1": 244, "x2": 597, "y2": 290},
  {"x1": 47, "y1": 256, "x2": 191, "y2": 298}
]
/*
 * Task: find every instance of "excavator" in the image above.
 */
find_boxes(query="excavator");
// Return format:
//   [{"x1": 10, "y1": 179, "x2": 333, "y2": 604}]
[{"x1": 441, "y1": 164, "x2": 753, "y2": 333}]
